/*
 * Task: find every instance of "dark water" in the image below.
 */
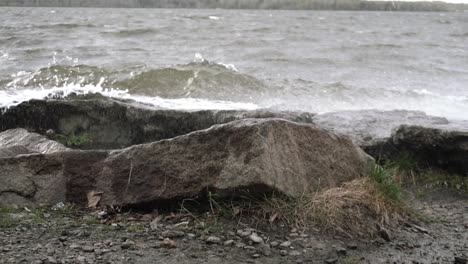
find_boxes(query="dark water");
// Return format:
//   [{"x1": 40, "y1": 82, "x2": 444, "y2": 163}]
[{"x1": 1, "y1": 7, "x2": 467, "y2": 118}]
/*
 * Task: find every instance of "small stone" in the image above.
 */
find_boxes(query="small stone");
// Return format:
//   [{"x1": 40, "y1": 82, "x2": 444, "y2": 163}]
[
  {"x1": 206, "y1": 236, "x2": 221, "y2": 244},
  {"x1": 280, "y1": 250, "x2": 288, "y2": 256},
  {"x1": 58, "y1": 236, "x2": 67, "y2": 242},
  {"x1": 161, "y1": 238, "x2": 176, "y2": 248},
  {"x1": 454, "y1": 256, "x2": 467, "y2": 264},
  {"x1": 337, "y1": 247, "x2": 347, "y2": 255},
  {"x1": 121, "y1": 240, "x2": 134, "y2": 250},
  {"x1": 289, "y1": 233, "x2": 299, "y2": 237},
  {"x1": 45, "y1": 257, "x2": 58, "y2": 264},
  {"x1": 258, "y1": 243, "x2": 271, "y2": 256},
  {"x1": 280, "y1": 241, "x2": 292, "y2": 249},
  {"x1": 237, "y1": 229, "x2": 251, "y2": 237},
  {"x1": 187, "y1": 233, "x2": 196, "y2": 239},
  {"x1": 161, "y1": 230, "x2": 185, "y2": 238},
  {"x1": 289, "y1": 250, "x2": 301, "y2": 256},
  {"x1": 252, "y1": 254, "x2": 261, "y2": 259},
  {"x1": 224, "y1": 240, "x2": 234, "y2": 246},
  {"x1": 270, "y1": 241, "x2": 279, "y2": 247},
  {"x1": 379, "y1": 227, "x2": 391, "y2": 242},
  {"x1": 244, "y1": 246, "x2": 256, "y2": 252},
  {"x1": 249, "y1": 232, "x2": 264, "y2": 244},
  {"x1": 325, "y1": 258, "x2": 338, "y2": 264},
  {"x1": 69, "y1": 244, "x2": 81, "y2": 250},
  {"x1": 82, "y1": 246, "x2": 94, "y2": 253},
  {"x1": 347, "y1": 243, "x2": 358, "y2": 250}
]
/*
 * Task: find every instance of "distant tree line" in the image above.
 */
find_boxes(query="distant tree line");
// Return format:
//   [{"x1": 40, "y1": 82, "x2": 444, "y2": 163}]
[{"x1": 1, "y1": 0, "x2": 466, "y2": 11}]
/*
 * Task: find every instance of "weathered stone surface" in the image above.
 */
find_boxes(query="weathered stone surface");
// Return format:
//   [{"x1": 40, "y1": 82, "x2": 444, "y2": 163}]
[
  {"x1": 313, "y1": 110, "x2": 468, "y2": 174},
  {"x1": 0, "y1": 128, "x2": 69, "y2": 155},
  {"x1": 0, "y1": 118, "x2": 373, "y2": 207},
  {"x1": 389, "y1": 125, "x2": 468, "y2": 175},
  {"x1": 0, "y1": 97, "x2": 314, "y2": 149}
]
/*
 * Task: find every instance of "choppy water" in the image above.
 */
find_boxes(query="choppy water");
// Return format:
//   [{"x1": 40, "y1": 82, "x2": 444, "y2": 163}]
[{"x1": 1, "y1": 7, "x2": 468, "y2": 118}]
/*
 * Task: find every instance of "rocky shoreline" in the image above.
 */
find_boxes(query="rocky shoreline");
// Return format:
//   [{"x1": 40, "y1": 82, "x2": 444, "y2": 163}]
[{"x1": 0, "y1": 96, "x2": 467, "y2": 263}]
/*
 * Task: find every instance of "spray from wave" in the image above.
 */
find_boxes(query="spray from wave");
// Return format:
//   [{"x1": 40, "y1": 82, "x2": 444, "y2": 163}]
[{"x1": 0, "y1": 53, "x2": 263, "y2": 111}]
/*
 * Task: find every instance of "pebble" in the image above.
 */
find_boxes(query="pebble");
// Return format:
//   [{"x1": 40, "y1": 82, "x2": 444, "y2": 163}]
[
  {"x1": 337, "y1": 247, "x2": 347, "y2": 255},
  {"x1": 206, "y1": 236, "x2": 222, "y2": 244},
  {"x1": 237, "y1": 229, "x2": 251, "y2": 237},
  {"x1": 249, "y1": 232, "x2": 264, "y2": 244},
  {"x1": 258, "y1": 243, "x2": 271, "y2": 256},
  {"x1": 223, "y1": 240, "x2": 234, "y2": 246},
  {"x1": 279, "y1": 250, "x2": 288, "y2": 256},
  {"x1": 280, "y1": 241, "x2": 292, "y2": 249},
  {"x1": 325, "y1": 258, "x2": 338, "y2": 264},
  {"x1": 252, "y1": 253, "x2": 261, "y2": 258},
  {"x1": 82, "y1": 246, "x2": 94, "y2": 253},
  {"x1": 289, "y1": 250, "x2": 301, "y2": 256}
]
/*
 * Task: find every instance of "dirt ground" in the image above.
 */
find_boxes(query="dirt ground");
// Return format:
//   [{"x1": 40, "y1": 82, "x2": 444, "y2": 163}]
[{"x1": 0, "y1": 187, "x2": 467, "y2": 264}]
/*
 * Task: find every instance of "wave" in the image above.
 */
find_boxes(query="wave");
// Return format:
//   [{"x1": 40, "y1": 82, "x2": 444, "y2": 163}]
[
  {"x1": 0, "y1": 80, "x2": 258, "y2": 111},
  {"x1": 1, "y1": 54, "x2": 267, "y2": 108}
]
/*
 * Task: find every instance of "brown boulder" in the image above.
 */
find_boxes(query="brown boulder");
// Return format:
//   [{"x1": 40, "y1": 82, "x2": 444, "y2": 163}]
[{"x1": 0, "y1": 119, "x2": 373, "y2": 207}]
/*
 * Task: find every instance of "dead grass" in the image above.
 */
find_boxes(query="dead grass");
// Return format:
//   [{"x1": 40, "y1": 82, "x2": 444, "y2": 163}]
[
  {"x1": 182, "y1": 176, "x2": 408, "y2": 237},
  {"x1": 257, "y1": 178, "x2": 405, "y2": 235}
]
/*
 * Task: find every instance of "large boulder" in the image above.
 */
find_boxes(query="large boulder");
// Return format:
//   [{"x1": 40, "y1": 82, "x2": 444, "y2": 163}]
[
  {"x1": 389, "y1": 125, "x2": 468, "y2": 175},
  {"x1": 0, "y1": 118, "x2": 373, "y2": 207},
  {"x1": 0, "y1": 97, "x2": 314, "y2": 150},
  {"x1": 0, "y1": 128, "x2": 69, "y2": 155},
  {"x1": 313, "y1": 110, "x2": 468, "y2": 174}
]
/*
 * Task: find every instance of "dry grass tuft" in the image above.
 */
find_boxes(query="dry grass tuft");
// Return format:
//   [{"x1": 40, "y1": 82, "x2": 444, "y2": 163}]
[{"x1": 256, "y1": 178, "x2": 406, "y2": 235}]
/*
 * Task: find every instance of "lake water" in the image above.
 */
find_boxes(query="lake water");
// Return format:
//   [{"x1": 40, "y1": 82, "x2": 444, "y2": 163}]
[{"x1": 1, "y1": 7, "x2": 467, "y2": 119}]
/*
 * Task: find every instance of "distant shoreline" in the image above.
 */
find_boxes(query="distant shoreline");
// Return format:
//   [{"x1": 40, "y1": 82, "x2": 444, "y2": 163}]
[{"x1": 1, "y1": 0, "x2": 467, "y2": 12}]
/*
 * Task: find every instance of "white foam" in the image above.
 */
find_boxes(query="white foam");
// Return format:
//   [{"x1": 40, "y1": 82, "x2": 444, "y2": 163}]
[
  {"x1": 208, "y1": 16, "x2": 221, "y2": 20},
  {"x1": 0, "y1": 78, "x2": 259, "y2": 111}
]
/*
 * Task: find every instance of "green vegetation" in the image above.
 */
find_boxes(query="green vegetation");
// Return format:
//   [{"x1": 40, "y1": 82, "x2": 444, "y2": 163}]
[
  {"x1": 56, "y1": 133, "x2": 90, "y2": 147},
  {"x1": 370, "y1": 165, "x2": 402, "y2": 201},
  {"x1": 0, "y1": 0, "x2": 465, "y2": 11}
]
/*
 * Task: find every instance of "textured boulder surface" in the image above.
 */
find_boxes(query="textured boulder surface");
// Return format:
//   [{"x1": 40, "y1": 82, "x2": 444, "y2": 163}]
[
  {"x1": 389, "y1": 125, "x2": 468, "y2": 175},
  {"x1": 0, "y1": 98, "x2": 314, "y2": 149},
  {"x1": 313, "y1": 110, "x2": 468, "y2": 174},
  {"x1": 0, "y1": 128, "x2": 69, "y2": 155},
  {"x1": 0, "y1": 119, "x2": 373, "y2": 207}
]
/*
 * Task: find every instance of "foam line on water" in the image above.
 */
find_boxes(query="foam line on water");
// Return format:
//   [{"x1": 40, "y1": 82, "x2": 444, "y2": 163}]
[{"x1": 0, "y1": 80, "x2": 259, "y2": 111}]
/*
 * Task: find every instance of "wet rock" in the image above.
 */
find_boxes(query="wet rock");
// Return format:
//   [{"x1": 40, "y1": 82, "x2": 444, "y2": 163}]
[
  {"x1": 0, "y1": 98, "x2": 313, "y2": 150},
  {"x1": 313, "y1": 110, "x2": 468, "y2": 174},
  {"x1": 0, "y1": 118, "x2": 372, "y2": 207}
]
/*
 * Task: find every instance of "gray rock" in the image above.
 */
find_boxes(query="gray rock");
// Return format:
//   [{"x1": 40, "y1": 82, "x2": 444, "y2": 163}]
[
  {"x1": 289, "y1": 250, "x2": 301, "y2": 256},
  {"x1": 249, "y1": 233, "x2": 264, "y2": 244},
  {"x1": 279, "y1": 250, "x2": 288, "y2": 256},
  {"x1": 205, "y1": 236, "x2": 221, "y2": 244},
  {"x1": 0, "y1": 118, "x2": 373, "y2": 207},
  {"x1": 280, "y1": 241, "x2": 292, "y2": 249},
  {"x1": 223, "y1": 240, "x2": 234, "y2": 246},
  {"x1": 0, "y1": 98, "x2": 313, "y2": 150},
  {"x1": 257, "y1": 243, "x2": 271, "y2": 256}
]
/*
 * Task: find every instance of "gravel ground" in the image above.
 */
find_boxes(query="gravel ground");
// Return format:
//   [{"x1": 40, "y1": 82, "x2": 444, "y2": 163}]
[{"x1": 0, "y1": 187, "x2": 467, "y2": 264}]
